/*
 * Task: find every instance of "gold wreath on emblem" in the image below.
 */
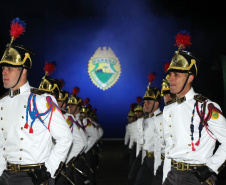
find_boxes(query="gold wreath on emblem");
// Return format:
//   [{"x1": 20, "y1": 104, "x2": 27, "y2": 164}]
[
  {"x1": 46, "y1": 102, "x2": 56, "y2": 112},
  {"x1": 88, "y1": 47, "x2": 121, "y2": 91},
  {"x1": 211, "y1": 110, "x2": 219, "y2": 120},
  {"x1": 66, "y1": 118, "x2": 72, "y2": 126}
]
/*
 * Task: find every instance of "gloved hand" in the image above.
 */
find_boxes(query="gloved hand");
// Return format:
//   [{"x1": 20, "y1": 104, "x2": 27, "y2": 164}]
[
  {"x1": 27, "y1": 166, "x2": 51, "y2": 185},
  {"x1": 191, "y1": 165, "x2": 213, "y2": 182}
]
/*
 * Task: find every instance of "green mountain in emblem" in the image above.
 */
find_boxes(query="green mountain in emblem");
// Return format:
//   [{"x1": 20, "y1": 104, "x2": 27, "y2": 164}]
[{"x1": 95, "y1": 68, "x2": 113, "y2": 83}]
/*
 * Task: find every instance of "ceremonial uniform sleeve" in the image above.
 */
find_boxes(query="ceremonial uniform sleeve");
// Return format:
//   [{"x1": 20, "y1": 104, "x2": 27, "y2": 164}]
[
  {"x1": 0, "y1": 130, "x2": 6, "y2": 175},
  {"x1": 39, "y1": 95, "x2": 72, "y2": 177},
  {"x1": 162, "y1": 106, "x2": 172, "y2": 182},
  {"x1": 206, "y1": 102, "x2": 226, "y2": 174},
  {"x1": 154, "y1": 121, "x2": 161, "y2": 175},
  {"x1": 66, "y1": 125, "x2": 85, "y2": 163},
  {"x1": 124, "y1": 125, "x2": 130, "y2": 145},
  {"x1": 84, "y1": 120, "x2": 99, "y2": 153}
]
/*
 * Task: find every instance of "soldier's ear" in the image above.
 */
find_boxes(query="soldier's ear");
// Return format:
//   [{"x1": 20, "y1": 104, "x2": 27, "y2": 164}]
[
  {"x1": 22, "y1": 68, "x2": 28, "y2": 76},
  {"x1": 188, "y1": 74, "x2": 194, "y2": 83}
]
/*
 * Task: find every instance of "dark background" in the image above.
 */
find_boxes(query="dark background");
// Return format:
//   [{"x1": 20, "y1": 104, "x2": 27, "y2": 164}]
[{"x1": 0, "y1": 0, "x2": 226, "y2": 138}]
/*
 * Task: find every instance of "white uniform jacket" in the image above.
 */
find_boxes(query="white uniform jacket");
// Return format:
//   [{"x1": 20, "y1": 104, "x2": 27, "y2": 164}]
[
  {"x1": 163, "y1": 88, "x2": 226, "y2": 181},
  {"x1": 136, "y1": 109, "x2": 163, "y2": 174},
  {"x1": 124, "y1": 123, "x2": 130, "y2": 145},
  {"x1": 0, "y1": 82, "x2": 72, "y2": 177},
  {"x1": 64, "y1": 113, "x2": 86, "y2": 163},
  {"x1": 83, "y1": 118, "x2": 99, "y2": 153},
  {"x1": 128, "y1": 120, "x2": 138, "y2": 149}
]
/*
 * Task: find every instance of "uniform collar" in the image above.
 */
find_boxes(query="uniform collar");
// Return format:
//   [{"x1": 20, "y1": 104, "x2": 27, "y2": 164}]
[
  {"x1": 9, "y1": 81, "x2": 30, "y2": 98},
  {"x1": 176, "y1": 87, "x2": 195, "y2": 104},
  {"x1": 149, "y1": 108, "x2": 161, "y2": 117}
]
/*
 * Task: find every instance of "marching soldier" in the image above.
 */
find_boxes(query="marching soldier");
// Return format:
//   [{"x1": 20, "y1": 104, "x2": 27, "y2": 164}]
[
  {"x1": 67, "y1": 87, "x2": 89, "y2": 185},
  {"x1": 80, "y1": 99, "x2": 100, "y2": 185},
  {"x1": 128, "y1": 97, "x2": 143, "y2": 185},
  {"x1": 122, "y1": 104, "x2": 137, "y2": 161},
  {"x1": 163, "y1": 31, "x2": 226, "y2": 185},
  {"x1": 134, "y1": 73, "x2": 163, "y2": 185},
  {"x1": 0, "y1": 18, "x2": 72, "y2": 185}
]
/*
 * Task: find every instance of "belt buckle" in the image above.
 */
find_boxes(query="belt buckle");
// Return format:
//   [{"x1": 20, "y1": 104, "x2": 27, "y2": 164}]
[
  {"x1": 9, "y1": 164, "x2": 20, "y2": 173},
  {"x1": 176, "y1": 162, "x2": 184, "y2": 171}
]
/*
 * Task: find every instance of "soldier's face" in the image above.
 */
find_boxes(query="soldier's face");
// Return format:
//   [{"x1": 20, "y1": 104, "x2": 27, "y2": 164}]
[
  {"x1": 168, "y1": 72, "x2": 188, "y2": 94},
  {"x1": 143, "y1": 100, "x2": 155, "y2": 113},
  {"x1": 136, "y1": 111, "x2": 143, "y2": 118},
  {"x1": 67, "y1": 104, "x2": 77, "y2": 114},
  {"x1": 2, "y1": 66, "x2": 21, "y2": 89},
  {"x1": 127, "y1": 117, "x2": 134, "y2": 123},
  {"x1": 163, "y1": 94, "x2": 172, "y2": 105}
]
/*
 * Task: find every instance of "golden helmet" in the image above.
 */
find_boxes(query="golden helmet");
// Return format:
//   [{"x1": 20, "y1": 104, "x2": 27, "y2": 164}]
[
  {"x1": 134, "y1": 97, "x2": 143, "y2": 112},
  {"x1": 67, "y1": 87, "x2": 82, "y2": 106},
  {"x1": 38, "y1": 76, "x2": 62, "y2": 99},
  {"x1": 143, "y1": 87, "x2": 161, "y2": 102},
  {"x1": 58, "y1": 90, "x2": 69, "y2": 102},
  {"x1": 161, "y1": 78, "x2": 170, "y2": 96},
  {"x1": 143, "y1": 72, "x2": 161, "y2": 102},
  {"x1": 79, "y1": 98, "x2": 90, "y2": 114},
  {"x1": 0, "y1": 18, "x2": 34, "y2": 70},
  {"x1": 167, "y1": 31, "x2": 200, "y2": 77},
  {"x1": 128, "y1": 110, "x2": 136, "y2": 117}
]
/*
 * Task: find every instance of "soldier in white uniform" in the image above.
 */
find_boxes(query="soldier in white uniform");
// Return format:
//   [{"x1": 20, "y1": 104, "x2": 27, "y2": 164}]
[
  {"x1": 0, "y1": 18, "x2": 72, "y2": 185},
  {"x1": 122, "y1": 105, "x2": 137, "y2": 161},
  {"x1": 163, "y1": 31, "x2": 226, "y2": 185},
  {"x1": 67, "y1": 89, "x2": 89, "y2": 185},
  {"x1": 128, "y1": 99, "x2": 144, "y2": 185},
  {"x1": 80, "y1": 101, "x2": 100, "y2": 185},
  {"x1": 135, "y1": 76, "x2": 163, "y2": 185}
]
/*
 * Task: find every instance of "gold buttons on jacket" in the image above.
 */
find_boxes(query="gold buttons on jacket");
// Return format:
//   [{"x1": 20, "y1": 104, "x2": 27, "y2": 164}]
[
  {"x1": 160, "y1": 123, "x2": 162, "y2": 125},
  {"x1": 169, "y1": 125, "x2": 171, "y2": 127},
  {"x1": 3, "y1": 148, "x2": 5, "y2": 150},
  {"x1": 24, "y1": 105, "x2": 27, "y2": 108},
  {"x1": 22, "y1": 116, "x2": 24, "y2": 119},
  {"x1": 160, "y1": 129, "x2": 162, "y2": 132},
  {"x1": 169, "y1": 114, "x2": 171, "y2": 117},
  {"x1": 1, "y1": 117, "x2": 3, "y2": 120},
  {"x1": 21, "y1": 127, "x2": 23, "y2": 130},
  {"x1": 20, "y1": 149, "x2": 23, "y2": 151},
  {"x1": 20, "y1": 138, "x2": 24, "y2": 141},
  {"x1": 1, "y1": 107, "x2": 3, "y2": 110},
  {"x1": 19, "y1": 157, "x2": 22, "y2": 160},
  {"x1": 170, "y1": 135, "x2": 173, "y2": 137},
  {"x1": 1, "y1": 128, "x2": 3, "y2": 131},
  {"x1": 188, "y1": 144, "x2": 191, "y2": 146}
]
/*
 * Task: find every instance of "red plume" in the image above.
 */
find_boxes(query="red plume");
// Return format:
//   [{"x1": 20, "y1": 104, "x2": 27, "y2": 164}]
[
  {"x1": 84, "y1": 98, "x2": 90, "y2": 105},
  {"x1": 137, "y1": 97, "x2": 142, "y2": 104},
  {"x1": 10, "y1": 18, "x2": 26, "y2": 40},
  {"x1": 148, "y1": 73, "x2": 156, "y2": 83},
  {"x1": 58, "y1": 79, "x2": 65, "y2": 89},
  {"x1": 44, "y1": 61, "x2": 56, "y2": 76},
  {"x1": 72, "y1": 87, "x2": 80, "y2": 96},
  {"x1": 164, "y1": 62, "x2": 171, "y2": 73},
  {"x1": 92, "y1": 108, "x2": 97, "y2": 113},
  {"x1": 174, "y1": 31, "x2": 191, "y2": 50}
]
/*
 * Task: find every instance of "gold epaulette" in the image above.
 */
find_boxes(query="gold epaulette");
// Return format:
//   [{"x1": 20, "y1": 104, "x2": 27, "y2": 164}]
[
  {"x1": 30, "y1": 88, "x2": 45, "y2": 95},
  {"x1": 165, "y1": 98, "x2": 176, "y2": 106},
  {"x1": 0, "y1": 91, "x2": 9, "y2": 100},
  {"x1": 156, "y1": 112, "x2": 163, "y2": 117},
  {"x1": 194, "y1": 94, "x2": 207, "y2": 103},
  {"x1": 143, "y1": 114, "x2": 149, "y2": 119}
]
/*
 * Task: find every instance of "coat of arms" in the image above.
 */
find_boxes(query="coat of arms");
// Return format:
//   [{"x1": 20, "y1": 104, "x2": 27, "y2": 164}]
[{"x1": 88, "y1": 47, "x2": 121, "y2": 90}]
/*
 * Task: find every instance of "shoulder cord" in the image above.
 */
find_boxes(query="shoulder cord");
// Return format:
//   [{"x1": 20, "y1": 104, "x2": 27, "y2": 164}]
[
  {"x1": 25, "y1": 93, "x2": 64, "y2": 133},
  {"x1": 190, "y1": 100, "x2": 223, "y2": 151}
]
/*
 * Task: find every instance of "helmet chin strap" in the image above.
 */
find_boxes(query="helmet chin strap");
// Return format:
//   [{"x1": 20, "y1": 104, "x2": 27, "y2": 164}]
[
  {"x1": 145, "y1": 100, "x2": 156, "y2": 115},
  {"x1": 176, "y1": 73, "x2": 190, "y2": 95},
  {"x1": 11, "y1": 67, "x2": 24, "y2": 89}
]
